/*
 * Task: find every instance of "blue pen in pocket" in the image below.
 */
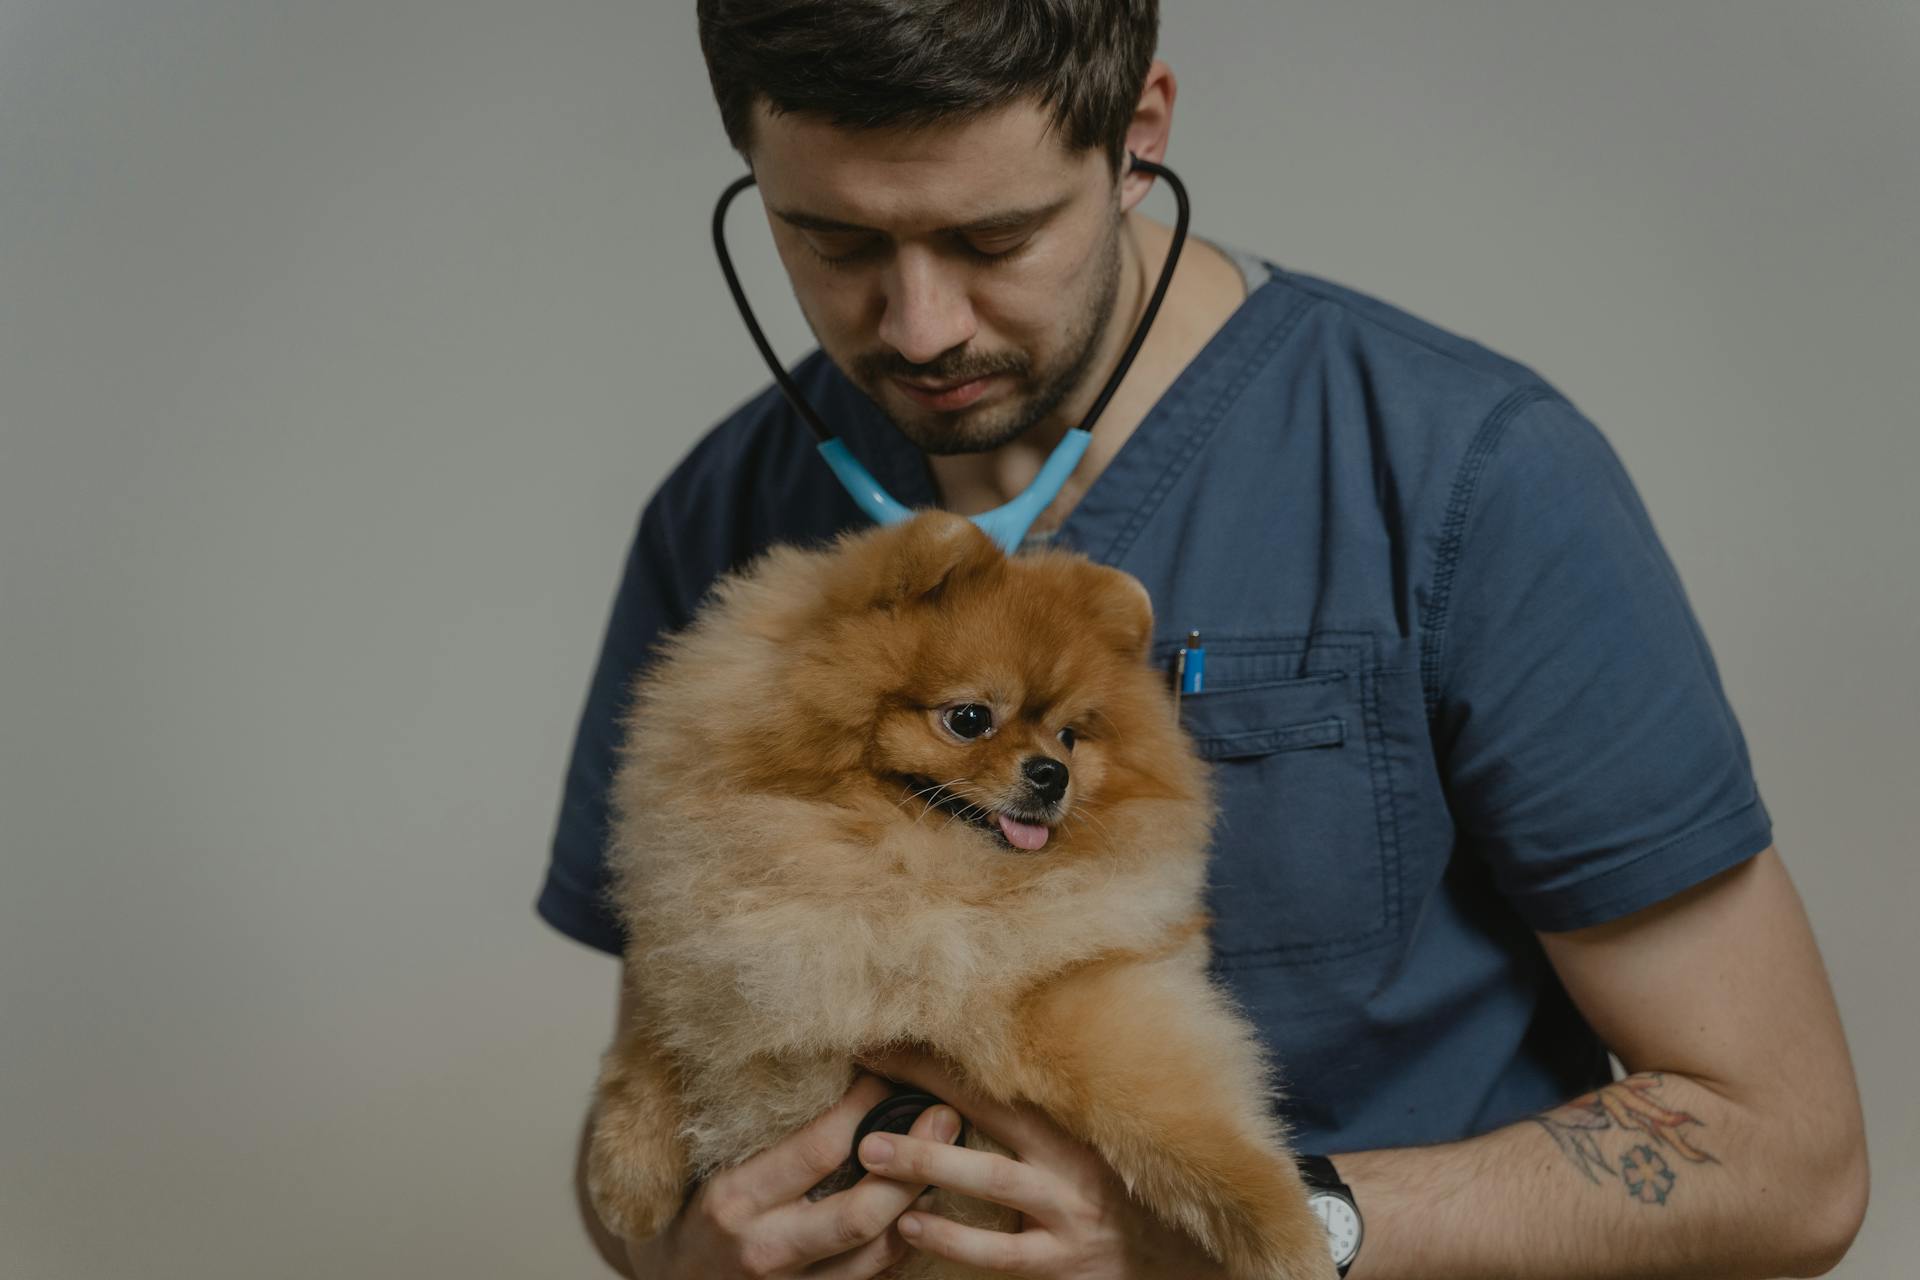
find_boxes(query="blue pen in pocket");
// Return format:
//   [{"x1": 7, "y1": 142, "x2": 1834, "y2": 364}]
[{"x1": 1173, "y1": 629, "x2": 1205, "y2": 709}]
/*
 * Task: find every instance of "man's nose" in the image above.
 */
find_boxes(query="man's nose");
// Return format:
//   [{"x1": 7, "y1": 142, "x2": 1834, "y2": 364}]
[{"x1": 876, "y1": 249, "x2": 977, "y2": 366}]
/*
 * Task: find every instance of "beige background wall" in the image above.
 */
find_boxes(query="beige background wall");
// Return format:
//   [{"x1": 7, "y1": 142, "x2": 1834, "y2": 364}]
[{"x1": 1, "y1": 1, "x2": 1913, "y2": 1275}]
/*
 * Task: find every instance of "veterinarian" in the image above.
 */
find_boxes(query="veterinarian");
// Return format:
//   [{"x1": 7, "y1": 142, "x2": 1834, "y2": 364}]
[{"x1": 537, "y1": 3, "x2": 1867, "y2": 1276}]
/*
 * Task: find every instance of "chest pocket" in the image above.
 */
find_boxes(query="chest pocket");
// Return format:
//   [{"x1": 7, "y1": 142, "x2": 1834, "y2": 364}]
[{"x1": 1170, "y1": 635, "x2": 1403, "y2": 966}]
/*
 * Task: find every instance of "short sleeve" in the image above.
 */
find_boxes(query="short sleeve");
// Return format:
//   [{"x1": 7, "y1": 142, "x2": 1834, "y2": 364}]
[
  {"x1": 533, "y1": 361, "x2": 889, "y2": 955},
  {"x1": 535, "y1": 489, "x2": 698, "y2": 956},
  {"x1": 1431, "y1": 395, "x2": 1772, "y2": 932}
]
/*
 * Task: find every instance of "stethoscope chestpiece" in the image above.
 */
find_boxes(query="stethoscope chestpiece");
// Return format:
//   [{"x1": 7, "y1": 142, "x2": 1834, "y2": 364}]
[
  {"x1": 853, "y1": 1089, "x2": 966, "y2": 1166},
  {"x1": 803, "y1": 1086, "x2": 971, "y2": 1201}
]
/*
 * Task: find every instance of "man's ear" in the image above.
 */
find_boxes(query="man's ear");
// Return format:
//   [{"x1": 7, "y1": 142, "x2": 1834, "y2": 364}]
[{"x1": 1119, "y1": 58, "x2": 1176, "y2": 214}]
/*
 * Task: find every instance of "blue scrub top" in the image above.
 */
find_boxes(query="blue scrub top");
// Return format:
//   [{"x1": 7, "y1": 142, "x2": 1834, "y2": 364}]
[{"x1": 536, "y1": 257, "x2": 1772, "y2": 1154}]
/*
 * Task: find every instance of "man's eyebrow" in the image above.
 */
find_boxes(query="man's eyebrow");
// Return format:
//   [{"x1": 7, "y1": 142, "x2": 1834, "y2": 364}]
[{"x1": 769, "y1": 196, "x2": 1073, "y2": 237}]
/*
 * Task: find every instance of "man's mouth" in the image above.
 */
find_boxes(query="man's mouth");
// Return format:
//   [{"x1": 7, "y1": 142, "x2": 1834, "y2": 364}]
[
  {"x1": 892, "y1": 374, "x2": 998, "y2": 411},
  {"x1": 905, "y1": 777, "x2": 1057, "y2": 851}
]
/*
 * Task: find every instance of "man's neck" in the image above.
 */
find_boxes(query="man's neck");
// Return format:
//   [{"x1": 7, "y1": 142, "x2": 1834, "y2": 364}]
[{"x1": 925, "y1": 215, "x2": 1249, "y2": 536}]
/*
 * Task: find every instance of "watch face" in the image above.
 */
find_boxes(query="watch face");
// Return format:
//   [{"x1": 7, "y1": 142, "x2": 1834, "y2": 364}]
[{"x1": 1309, "y1": 1192, "x2": 1363, "y2": 1266}]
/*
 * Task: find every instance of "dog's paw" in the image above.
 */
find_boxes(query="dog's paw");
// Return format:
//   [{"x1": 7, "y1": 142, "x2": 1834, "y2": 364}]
[
  {"x1": 1200, "y1": 1190, "x2": 1341, "y2": 1280},
  {"x1": 1126, "y1": 1144, "x2": 1338, "y2": 1280},
  {"x1": 585, "y1": 1111, "x2": 686, "y2": 1244}
]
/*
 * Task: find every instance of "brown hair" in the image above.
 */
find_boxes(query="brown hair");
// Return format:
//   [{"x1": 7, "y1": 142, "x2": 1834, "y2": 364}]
[{"x1": 696, "y1": 0, "x2": 1159, "y2": 173}]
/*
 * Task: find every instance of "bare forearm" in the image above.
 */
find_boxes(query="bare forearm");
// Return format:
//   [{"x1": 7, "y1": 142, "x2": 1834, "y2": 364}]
[{"x1": 1337, "y1": 1071, "x2": 1860, "y2": 1280}]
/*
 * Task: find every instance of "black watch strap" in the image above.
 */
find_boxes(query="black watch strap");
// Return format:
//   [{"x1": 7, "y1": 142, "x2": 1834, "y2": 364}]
[
  {"x1": 1297, "y1": 1153, "x2": 1346, "y2": 1192},
  {"x1": 1296, "y1": 1153, "x2": 1362, "y2": 1277}
]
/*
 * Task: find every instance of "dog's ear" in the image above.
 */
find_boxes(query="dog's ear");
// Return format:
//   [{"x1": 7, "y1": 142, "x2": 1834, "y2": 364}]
[
  {"x1": 835, "y1": 510, "x2": 1002, "y2": 611},
  {"x1": 882, "y1": 511, "x2": 1001, "y2": 606},
  {"x1": 1081, "y1": 564, "x2": 1156, "y2": 662}
]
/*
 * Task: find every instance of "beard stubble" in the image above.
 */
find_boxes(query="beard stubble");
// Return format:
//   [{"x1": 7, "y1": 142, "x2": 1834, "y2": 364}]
[{"x1": 844, "y1": 211, "x2": 1127, "y2": 456}]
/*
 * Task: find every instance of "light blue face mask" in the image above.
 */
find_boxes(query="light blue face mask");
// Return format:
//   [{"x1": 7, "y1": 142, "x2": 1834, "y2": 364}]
[{"x1": 711, "y1": 154, "x2": 1191, "y2": 553}]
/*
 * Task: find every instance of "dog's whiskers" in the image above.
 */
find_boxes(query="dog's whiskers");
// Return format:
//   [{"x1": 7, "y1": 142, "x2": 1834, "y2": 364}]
[
  {"x1": 919, "y1": 785, "x2": 975, "y2": 827},
  {"x1": 935, "y1": 787, "x2": 992, "y2": 833},
  {"x1": 898, "y1": 777, "x2": 956, "y2": 806},
  {"x1": 1069, "y1": 804, "x2": 1115, "y2": 841},
  {"x1": 899, "y1": 776, "x2": 1093, "y2": 848},
  {"x1": 894, "y1": 776, "x2": 973, "y2": 828}
]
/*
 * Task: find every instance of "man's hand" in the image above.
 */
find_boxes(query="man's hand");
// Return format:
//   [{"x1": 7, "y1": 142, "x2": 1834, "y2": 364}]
[
  {"x1": 619, "y1": 1070, "x2": 960, "y2": 1279},
  {"x1": 854, "y1": 1048, "x2": 1234, "y2": 1280}
]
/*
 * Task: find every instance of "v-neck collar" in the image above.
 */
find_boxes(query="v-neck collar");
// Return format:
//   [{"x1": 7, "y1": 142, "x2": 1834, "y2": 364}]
[{"x1": 834, "y1": 257, "x2": 1305, "y2": 569}]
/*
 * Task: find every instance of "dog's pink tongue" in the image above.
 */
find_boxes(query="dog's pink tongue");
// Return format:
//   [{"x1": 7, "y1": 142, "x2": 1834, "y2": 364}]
[{"x1": 997, "y1": 813, "x2": 1050, "y2": 850}]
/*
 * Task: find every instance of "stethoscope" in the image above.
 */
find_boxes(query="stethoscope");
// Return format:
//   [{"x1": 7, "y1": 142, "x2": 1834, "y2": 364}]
[{"x1": 712, "y1": 153, "x2": 1191, "y2": 554}]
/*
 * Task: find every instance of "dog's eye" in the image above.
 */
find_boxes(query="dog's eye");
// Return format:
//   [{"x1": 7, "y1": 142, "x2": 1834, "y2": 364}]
[
  {"x1": 1058, "y1": 726, "x2": 1077, "y2": 751},
  {"x1": 943, "y1": 704, "x2": 994, "y2": 740}
]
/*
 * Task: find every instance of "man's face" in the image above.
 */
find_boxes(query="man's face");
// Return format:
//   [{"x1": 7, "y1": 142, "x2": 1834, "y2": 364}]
[{"x1": 746, "y1": 99, "x2": 1125, "y2": 454}]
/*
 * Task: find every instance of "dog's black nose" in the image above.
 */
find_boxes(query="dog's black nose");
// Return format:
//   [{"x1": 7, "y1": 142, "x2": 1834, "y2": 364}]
[{"x1": 1021, "y1": 756, "x2": 1069, "y2": 804}]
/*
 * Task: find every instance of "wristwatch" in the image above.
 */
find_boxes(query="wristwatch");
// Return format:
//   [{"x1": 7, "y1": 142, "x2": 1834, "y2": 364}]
[{"x1": 1297, "y1": 1154, "x2": 1363, "y2": 1276}]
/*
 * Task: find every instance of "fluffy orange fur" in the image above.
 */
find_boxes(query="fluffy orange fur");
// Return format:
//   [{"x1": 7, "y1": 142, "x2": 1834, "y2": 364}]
[{"x1": 587, "y1": 511, "x2": 1334, "y2": 1280}]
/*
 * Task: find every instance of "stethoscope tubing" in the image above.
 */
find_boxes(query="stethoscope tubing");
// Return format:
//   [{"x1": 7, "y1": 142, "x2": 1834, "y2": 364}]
[{"x1": 711, "y1": 154, "x2": 1190, "y2": 549}]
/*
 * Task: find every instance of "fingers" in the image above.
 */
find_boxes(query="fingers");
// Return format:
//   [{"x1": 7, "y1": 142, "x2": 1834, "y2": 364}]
[
  {"x1": 773, "y1": 1101, "x2": 964, "y2": 1271},
  {"x1": 857, "y1": 1048, "x2": 1074, "y2": 1168},
  {"x1": 856, "y1": 1123, "x2": 1066, "y2": 1224},
  {"x1": 739, "y1": 1070, "x2": 898, "y2": 1212},
  {"x1": 790, "y1": 1227, "x2": 911, "y2": 1280},
  {"x1": 896, "y1": 1206, "x2": 1054, "y2": 1277}
]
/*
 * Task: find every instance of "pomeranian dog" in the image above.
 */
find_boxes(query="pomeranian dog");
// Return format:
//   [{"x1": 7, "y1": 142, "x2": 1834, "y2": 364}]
[{"x1": 586, "y1": 510, "x2": 1334, "y2": 1279}]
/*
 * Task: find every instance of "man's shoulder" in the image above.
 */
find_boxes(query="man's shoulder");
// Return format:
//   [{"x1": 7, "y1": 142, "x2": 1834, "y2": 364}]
[
  {"x1": 657, "y1": 353, "x2": 833, "y2": 502},
  {"x1": 1263, "y1": 264, "x2": 1569, "y2": 410},
  {"x1": 643, "y1": 351, "x2": 884, "y2": 570},
  {"x1": 654, "y1": 352, "x2": 888, "y2": 517},
  {"x1": 1216, "y1": 259, "x2": 1586, "y2": 507}
]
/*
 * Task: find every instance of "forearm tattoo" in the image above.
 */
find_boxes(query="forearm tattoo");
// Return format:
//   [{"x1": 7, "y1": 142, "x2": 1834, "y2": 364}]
[{"x1": 1531, "y1": 1074, "x2": 1717, "y2": 1206}]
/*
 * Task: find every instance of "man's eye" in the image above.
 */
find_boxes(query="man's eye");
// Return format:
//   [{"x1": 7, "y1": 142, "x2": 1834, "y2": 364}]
[
  {"x1": 943, "y1": 704, "x2": 994, "y2": 740},
  {"x1": 806, "y1": 235, "x2": 881, "y2": 267},
  {"x1": 963, "y1": 236, "x2": 1028, "y2": 261}
]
